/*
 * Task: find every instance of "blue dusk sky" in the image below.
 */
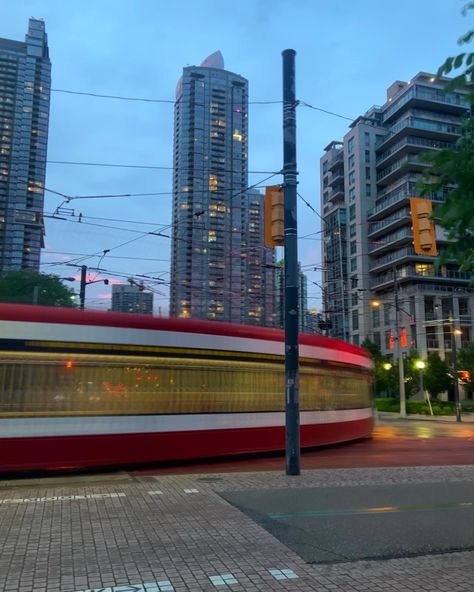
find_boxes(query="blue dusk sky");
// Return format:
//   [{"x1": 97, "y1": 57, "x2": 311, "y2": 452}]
[{"x1": 1, "y1": 1, "x2": 469, "y2": 313}]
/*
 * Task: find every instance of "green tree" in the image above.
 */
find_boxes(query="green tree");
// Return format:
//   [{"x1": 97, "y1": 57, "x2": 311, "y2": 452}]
[
  {"x1": 0, "y1": 271, "x2": 76, "y2": 307},
  {"x1": 419, "y1": 4, "x2": 474, "y2": 271},
  {"x1": 458, "y1": 343, "x2": 474, "y2": 398},
  {"x1": 424, "y1": 352, "x2": 452, "y2": 400},
  {"x1": 403, "y1": 349, "x2": 423, "y2": 399},
  {"x1": 361, "y1": 338, "x2": 398, "y2": 397}
]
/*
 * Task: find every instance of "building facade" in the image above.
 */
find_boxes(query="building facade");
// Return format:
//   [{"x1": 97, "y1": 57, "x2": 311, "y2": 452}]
[
  {"x1": 242, "y1": 188, "x2": 276, "y2": 326},
  {"x1": 0, "y1": 18, "x2": 50, "y2": 272},
  {"x1": 275, "y1": 261, "x2": 310, "y2": 332},
  {"x1": 320, "y1": 72, "x2": 474, "y2": 364},
  {"x1": 170, "y1": 51, "x2": 275, "y2": 325},
  {"x1": 111, "y1": 284, "x2": 153, "y2": 315}
]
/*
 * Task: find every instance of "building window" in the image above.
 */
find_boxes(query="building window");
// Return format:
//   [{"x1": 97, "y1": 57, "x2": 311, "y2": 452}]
[
  {"x1": 348, "y1": 154, "x2": 355, "y2": 170},
  {"x1": 348, "y1": 137, "x2": 354, "y2": 153},
  {"x1": 349, "y1": 204, "x2": 356, "y2": 221},
  {"x1": 349, "y1": 224, "x2": 356, "y2": 237},
  {"x1": 366, "y1": 183, "x2": 371, "y2": 197},
  {"x1": 209, "y1": 175, "x2": 218, "y2": 191},
  {"x1": 352, "y1": 310, "x2": 359, "y2": 330},
  {"x1": 372, "y1": 308, "x2": 380, "y2": 328},
  {"x1": 350, "y1": 240, "x2": 357, "y2": 255},
  {"x1": 351, "y1": 292, "x2": 358, "y2": 306},
  {"x1": 349, "y1": 188, "x2": 356, "y2": 201},
  {"x1": 349, "y1": 171, "x2": 355, "y2": 185},
  {"x1": 384, "y1": 305, "x2": 391, "y2": 326},
  {"x1": 415, "y1": 263, "x2": 433, "y2": 276},
  {"x1": 365, "y1": 150, "x2": 370, "y2": 163},
  {"x1": 350, "y1": 257, "x2": 357, "y2": 271},
  {"x1": 233, "y1": 129, "x2": 243, "y2": 141},
  {"x1": 365, "y1": 167, "x2": 371, "y2": 180}
]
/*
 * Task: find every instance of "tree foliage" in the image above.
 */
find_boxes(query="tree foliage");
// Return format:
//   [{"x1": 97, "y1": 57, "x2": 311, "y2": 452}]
[
  {"x1": 0, "y1": 271, "x2": 76, "y2": 307},
  {"x1": 423, "y1": 352, "x2": 452, "y2": 399},
  {"x1": 361, "y1": 338, "x2": 398, "y2": 397},
  {"x1": 419, "y1": 3, "x2": 474, "y2": 272}
]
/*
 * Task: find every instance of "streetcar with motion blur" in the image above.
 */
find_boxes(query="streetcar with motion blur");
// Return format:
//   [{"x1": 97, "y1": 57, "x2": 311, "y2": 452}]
[{"x1": 0, "y1": 304, "x2": 374, "y2": 472}]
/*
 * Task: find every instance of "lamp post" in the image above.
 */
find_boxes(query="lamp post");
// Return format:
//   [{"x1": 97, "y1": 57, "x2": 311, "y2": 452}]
[
  {"x1": 371, "y1": 295, "x2": 413, "y2": 419},
  {"x1": 449, "y1": 312, "x2": 462, "y2": 423},
  {"x1": 415, "y1": 359, "x2": 432, "y2": 416},
  {"x1": 79, "y1": 265, "x2": 109, "y2": 309}
]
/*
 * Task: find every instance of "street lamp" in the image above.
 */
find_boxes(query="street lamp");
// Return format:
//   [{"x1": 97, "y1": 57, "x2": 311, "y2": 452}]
[
  {"x1": 79, "y1": 265, "x2": 109, "y2": 309},
  {"x1": 414, "y1": 359, "x2": 432, "y2": 416},
  {"x1": 449, "y1": 318, "x2": 462, "y2": 423},
  {"x1": 371, "y1": 297, "x2": 412, "y2": 418}
]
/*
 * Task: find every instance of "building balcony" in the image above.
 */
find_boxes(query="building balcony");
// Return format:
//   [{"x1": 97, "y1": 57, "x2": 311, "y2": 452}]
[
  {"x1": 383, "y1": 84, "x2": 469, "y2": 124},
  {"x1": 370, "y1": 265, "x2": 472, "y2": 289},
  {"x1": 376, "y1": 117, "x2": 462, "y2": 153},
  {"x1": 327, "y1": 150, "x2": 344, "y2": 173},
  {"x1": 368, "y1": 210, "x2": 411, "y2": 239},
  {"x1": 368, "y1": 230, "x2": 413, "y2": 255},
  {"x1": 375, "y1": 135, "x2": 454, "y2": 168},
  {"x1": 329, "y1": 171, "x2": 344, "y2": 186},
  {"x1": 376, "y1": 155, "x2": 430, "y2": 187},
  {"x1": 329, "y1": 185, "x2": 345, "y2": 203}
]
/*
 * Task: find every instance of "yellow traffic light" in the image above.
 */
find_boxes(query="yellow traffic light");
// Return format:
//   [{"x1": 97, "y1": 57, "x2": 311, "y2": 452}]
[
  {"x1": 410, "y1": 198, "x2": 438, "y2": 256},
  {"x1": 264, "y1": 185, "x2": 284, "y2": 247}
]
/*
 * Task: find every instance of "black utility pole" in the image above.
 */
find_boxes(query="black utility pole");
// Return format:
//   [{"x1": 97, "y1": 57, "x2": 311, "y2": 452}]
[
  {"x1": 449, "y1": 306, "x2": 462, "y2": 423},
  {"x1": 282, "y1": 49, "x2": 300, "y2": 476},
  {"x1": 79, "y1": 265, "x2": 87, "y2": 310}
]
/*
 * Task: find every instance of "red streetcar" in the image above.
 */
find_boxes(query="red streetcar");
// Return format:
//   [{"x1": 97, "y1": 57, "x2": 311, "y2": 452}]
[{"x1": 0, "y1": 304, "x2": 374, "y2": 471}]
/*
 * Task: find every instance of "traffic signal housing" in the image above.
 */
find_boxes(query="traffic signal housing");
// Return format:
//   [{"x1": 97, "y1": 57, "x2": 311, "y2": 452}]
[
  {"x1": 410, "y1": 198, "x2": 438, "y2": 256},
  {"x1": 264, "y1": 185, "x2": 284, "y2": 247}
]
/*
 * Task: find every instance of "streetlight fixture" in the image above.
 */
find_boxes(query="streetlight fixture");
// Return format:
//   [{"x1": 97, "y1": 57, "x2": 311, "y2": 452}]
[
  {"x1": 79, "y1": 265, "x2": 109, "y2": 309},
  {"x1": 449, "y1": 316, "x2": 462, "y2": 423},
  {"x1": 414, "y1": 359, "x2": 432, "y2": 416},
  {"x1": 370, "y1": 297, "x2": 411, "y2": 418}
]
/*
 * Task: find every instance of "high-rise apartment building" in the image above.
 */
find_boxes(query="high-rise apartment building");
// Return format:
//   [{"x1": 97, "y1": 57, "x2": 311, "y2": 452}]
[
  {"x1": 320, "y1": 72, "x2": 473, "y2": 363},
  {"x1": 111, "y1": 284, "x2": 153, "y2": 315},
  {"x1": 0, "y1": 18, "x2": 50, "y2": 272},
  {"x1": 170, "y1": 51, "x2": 275, "y2": 325},
  {"x1": 275, "y1": 261, "x2": 309, "y2": 333},
  {"x1": 242, "y1": 188, "x2": 276, "y2": 326}
]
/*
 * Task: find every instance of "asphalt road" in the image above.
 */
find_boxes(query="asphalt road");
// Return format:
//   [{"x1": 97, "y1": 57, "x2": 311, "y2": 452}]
[
  {"x1": 132, "y1": 418, "x2": 474, "y2": 476},
  {"x1": 221, "y1": 481, "x2": 474, "y2": 563}
]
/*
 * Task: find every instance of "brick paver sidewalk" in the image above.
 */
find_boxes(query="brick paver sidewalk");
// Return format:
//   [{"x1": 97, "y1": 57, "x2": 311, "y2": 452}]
[{"x1": 1, "y1": 465, "x2": 474, "y2": 592}]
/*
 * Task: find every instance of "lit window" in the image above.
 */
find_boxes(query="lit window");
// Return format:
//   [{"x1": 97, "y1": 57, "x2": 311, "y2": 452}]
[
  {"x1": 208, "y1": 230, "x2": 217, "y2": 242},
  {"x1": 233, "y1": 129, "x2": 243, "y2": 141},
  {"x1": 209, "y1": 175, "x2": 218, "y2": 191},
  {"x1": 415, "y1": 264, "x2": 433, "y2": 276},
  {"x1": 214, "y1": 119, "x2": 226, "y2": 127},
  {"x1": 182, "y1": 186, "x2": 190, "y2": 192}
]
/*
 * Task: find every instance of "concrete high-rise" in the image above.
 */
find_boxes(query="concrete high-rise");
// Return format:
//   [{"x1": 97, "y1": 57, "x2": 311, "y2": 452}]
[
  {"x1": 111, "y1": 284, "x2": 153, "y2": 315},
  {"x1": 320, "y1": 72, "x2": 473, "y2": 364},
  {"x1": 0, "y1": 18, "x2": 50, "y2": 271},
  {"x1": 171, "y1": 51, "x2": 268, "y2": 324}
]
